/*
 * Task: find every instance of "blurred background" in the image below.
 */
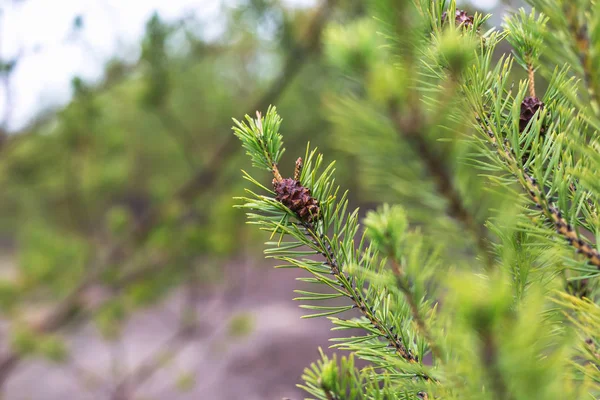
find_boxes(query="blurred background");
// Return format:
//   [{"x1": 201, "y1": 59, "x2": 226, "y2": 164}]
[{"x1": 0, "y1": 0, "x2": 518, "y2": 398}]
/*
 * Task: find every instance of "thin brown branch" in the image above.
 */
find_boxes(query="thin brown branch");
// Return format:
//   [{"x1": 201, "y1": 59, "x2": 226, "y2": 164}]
[
  {"x1": 301, "y1": 221, "x2": 421, "y2": 366},
  {"x1": 479, "y1": 330, "x2": 513, "y2": 400},
  {"x1": 113, "y1": 263, "x2": 215, "y2": 399},
  {"x1": 321, "y1": 385, "x2": 336, "y2": 400},
  {"x1": 390, "y1": 259, "x2": 443, "y2": 363},
  {"x1": 527, "y1": 63, "x2": 536, "y2": 98},
  {"x1": 525, "y1": 174, "x2": 600, "y2": 267},
  {"x1": 390, "y1": 104, "x2": 494, "y2": 270},
  {"x1": 478, "y1": 117, "x2": 600, "y2": 269},
  {"x1": 566, "y1": 7, "x2": 600, "y2": 117},
  {"x1": 113, "y1": 329, "x2": 192, "y2": 400}
]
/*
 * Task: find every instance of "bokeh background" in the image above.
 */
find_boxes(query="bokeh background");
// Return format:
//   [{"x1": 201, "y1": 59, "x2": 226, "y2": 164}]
[{"x1": 0, "y1": 0, "x2": 519, "y2": 398}]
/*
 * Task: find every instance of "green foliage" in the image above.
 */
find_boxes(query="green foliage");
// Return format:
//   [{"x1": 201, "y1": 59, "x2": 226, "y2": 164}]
[
  {"x1": 235, "y1": 0, "x2": 600, "y2": 398},
  {"x1": 11, "y1": 326, "x2": 68, "y2": 363},
  {"x1": 233, "y1": 106, "x2": 285, "y2": 172},
  {"x1": 0, "y1": 1, "x2": 352, "y2": 375},
  {"x1": 432, "y1": 27, "x2": 478, "y2": 76},
  {"x1": 324, "y1": 19, "x2": 382, "y2": 74},
  {"x1": 363, "y1": 204, "x2": 408, "y2": 259},
  {"x1": 300, "y1": 349, "x2": 378, "y2": 400},
  {"x1": 504, "y1": 8, "x2": 549, "y2": 68}
]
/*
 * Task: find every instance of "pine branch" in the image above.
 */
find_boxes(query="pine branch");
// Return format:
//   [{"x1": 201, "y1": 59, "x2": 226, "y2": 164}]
[
  {"x1": 300, "y1": 220, "x2": 419, "y2": 365},
  {"x1": 236, "y1": 109, "x2": 439, "y2": 384},
  {"x1": 243, "y1": 111, "x2": 421, "y2": 367},
  {"x1": 462, "y1": 28, "x2": 600, "y2": 271},
  {"x1": 389, "y1": 103, "x2": 494, "y2": 270},
  {"x1": 479, "y1": 116, "x2": 600, "y2": 269},
  {"x1": 479, "y1": 329, "x2": 514, "y2": 400},
  {"x1": 565, "y1": 5, "x2": 600, "y2": 118},
  {"x1": 390, "y1": 259, "x2": 443, "y2": 362}
]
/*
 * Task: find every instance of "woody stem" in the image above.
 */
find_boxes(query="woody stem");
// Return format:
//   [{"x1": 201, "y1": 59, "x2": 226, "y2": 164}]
[{"x1": 527, "y1": 63, "x2": 536, "y2": 98}]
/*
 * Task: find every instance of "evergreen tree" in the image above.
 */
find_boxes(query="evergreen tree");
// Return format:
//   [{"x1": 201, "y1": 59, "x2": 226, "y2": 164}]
[{"x1": 235, "y1": 0, "x2": 600, "y2": 398}]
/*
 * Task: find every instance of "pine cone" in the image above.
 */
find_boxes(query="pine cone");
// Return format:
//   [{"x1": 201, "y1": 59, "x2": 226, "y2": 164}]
[
  {"x1": 274, "y1": 178, "x2": 320, "y2": 223},
  {"x1": 442, "y1": 10, "x2": 474, "y2": 28},
  {"x1": 519, "y1": 96, "x2": 544, "y2": 133}
]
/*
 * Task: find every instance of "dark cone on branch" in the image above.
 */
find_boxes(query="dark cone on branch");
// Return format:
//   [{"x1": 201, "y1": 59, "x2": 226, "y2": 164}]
[
  {"x1": 274, "y1": 178, "x2": 320, "y2": 223},
  {"x1": 519, "y1": 96, "x2": 546, "y2": 165},
  {"x1": 442, "y1": 10, "x2": 474, "y2": 28},
  {"x1": 519, "y1": 96, "x2": 544, "y2": 133}
]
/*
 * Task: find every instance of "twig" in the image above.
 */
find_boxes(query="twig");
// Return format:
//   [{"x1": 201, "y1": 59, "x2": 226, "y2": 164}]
[
  {"x1": 479, "y1": 330, "x2": 513, "y2": 400},
  {"x1": 301, "y1": 221, "x2": 422, "y2": 366},
  {"x1": 479, "y1": 117, "x2": 600, "y2": 269},
  {"x1": 565, "y1": 6, "x2": 600, "y2": 118},
  {"x1": 112, "y1": 328, "x2": 192, "y2": 399},
  {"x1": 321, "y1": 385, "x2": 336, "y2": 400},
  {"x1": 270, "y1": 142, "x2": 422, "y2": 367},
  {"x1": 390, "y1": 259, "x2": 443, "y2": 362},
  {"x1": 527, "y1": 63, "x2": 536, "y2": 98},
  {"x1": 270, "y1": 156, "x2": 431, "y2": 377},
  {"x1": 389, "y1": 103, "x2": 494, "y2": 270}
]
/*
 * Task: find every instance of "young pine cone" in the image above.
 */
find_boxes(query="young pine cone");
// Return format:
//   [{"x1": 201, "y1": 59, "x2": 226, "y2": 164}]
[
  {"x1": 442, "y1": 10, "x2": 474, "y2": 28},
  {"x1": 274, "y1": 178, "x2": 320, "y2": 223},
  {"x1": 519, "y1": 96, "x2": 546, "y2": 164},
  {"x1": 519, "y1": 96, "x2": 544, "y2": 133}
]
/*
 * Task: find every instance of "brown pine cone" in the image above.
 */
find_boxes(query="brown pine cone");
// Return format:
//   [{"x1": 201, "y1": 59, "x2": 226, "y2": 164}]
[
  {"x1": 442, "y1": 10, "x2": 474, "y2": 28},
  {"x1": 519, "y1": 96, "x2": 544, "y2": 133},
  {"x1": 274, "y1": 178, "x2": 320, "y2": 223}
]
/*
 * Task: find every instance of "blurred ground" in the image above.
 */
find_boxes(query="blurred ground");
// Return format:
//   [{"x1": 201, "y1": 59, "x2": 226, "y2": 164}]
[{"x1": 2, "y1": 260, "x2": 336, "y2": 399}]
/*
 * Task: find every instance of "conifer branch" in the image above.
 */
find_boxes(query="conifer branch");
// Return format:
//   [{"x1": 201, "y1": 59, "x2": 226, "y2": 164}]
[
  {"x1": 565, "y1": 7, "x2": 600, "y2": 117},
  {"x1": 525, "y1": 174, "x2": 600, "y2": 268},
  {"x1": 299, "y1": 219, "x2": 420, "y2": 365},
  {"x1": 236, "y1": 108, "x2": 438, "y2": 383},
  {"x1": 478, "y1": 118, "x2": 600, "y2": 269},
  {"x1": 267, "y1": 157, "x2": 421, "y2": 366},
  {"x1": 479, "y1": 329, "x2": 513, "y2": 400},
  {"x1": 390, "y1": 104, "x2": 494, "y2": 269},
  {"x1": 390, "y1": 259, "x2": 443, "y2": 363}
]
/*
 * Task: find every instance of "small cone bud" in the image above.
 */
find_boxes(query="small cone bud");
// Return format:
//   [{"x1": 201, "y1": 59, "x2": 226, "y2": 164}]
[{"x1": 294, "y1": 158, "x2": 303, "y2": 181}]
